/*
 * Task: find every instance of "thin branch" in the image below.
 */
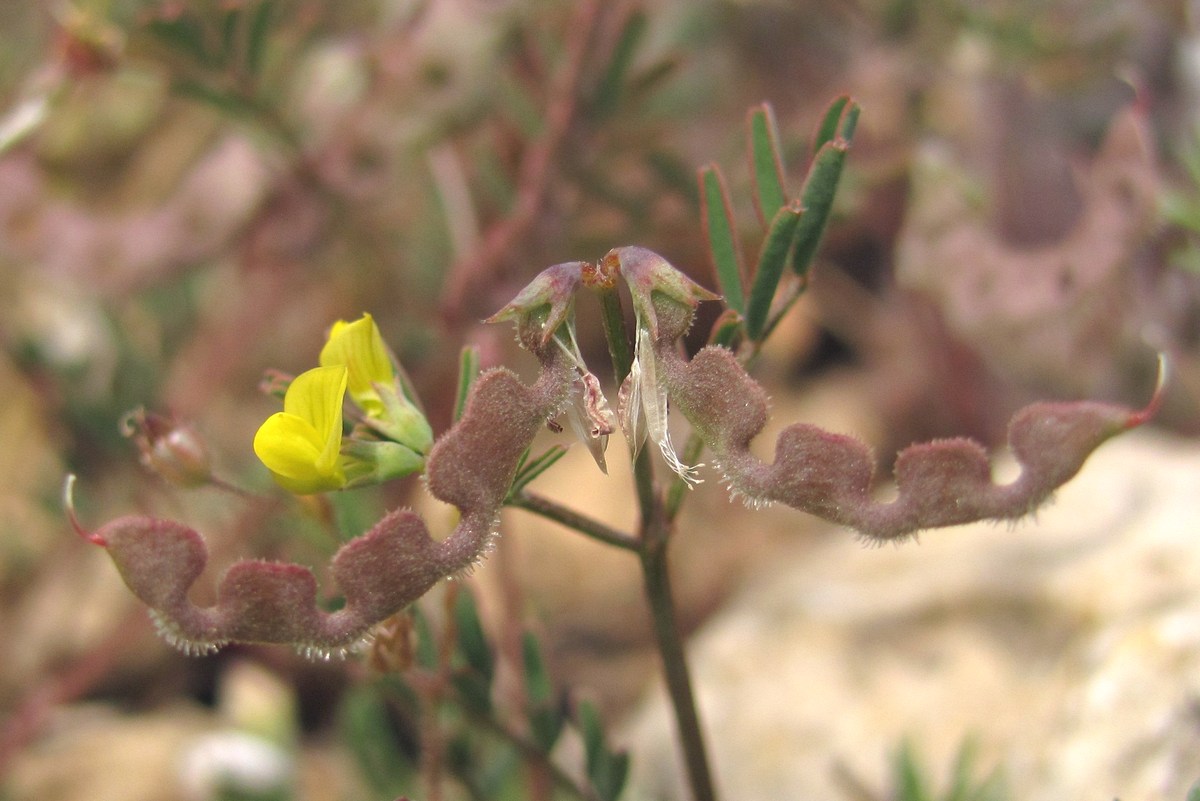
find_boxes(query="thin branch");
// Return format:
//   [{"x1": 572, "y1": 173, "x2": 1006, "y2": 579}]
[
  {"x1": 591, "y1": 251, "x2": 718, "y2": 801},
  {"x1": 640, "y1": 524, "x2": 719, "y2": 801},
  {"x1": 466, "y1": 708, "x2": 602, "y2": 801},
  {"x1": 509, "y1": 491, "x2": 639, "y2": 552},
  {"x1": 440, "y1": 0, "x2": 605, "y2": 323}
]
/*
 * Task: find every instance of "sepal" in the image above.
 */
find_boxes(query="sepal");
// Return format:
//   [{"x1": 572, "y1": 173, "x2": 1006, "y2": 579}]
[
  {"x1": 606, "y1": 246, "x2": 719, "y2": 343},
  {"x1": 340, "y1": 439, "x2": 425, "y2": 487},
  {"x1": 362, "y1": 382, "x2": 434, "y2": 456},
  {"x1": 486, "y1": 262, "x2": 584, "y2": 354}
]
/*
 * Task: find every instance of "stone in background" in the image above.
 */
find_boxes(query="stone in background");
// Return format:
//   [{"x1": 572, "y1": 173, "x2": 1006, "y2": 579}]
[{"x1": 627, "y1": 429, "x2": 1200, "y2": 801}]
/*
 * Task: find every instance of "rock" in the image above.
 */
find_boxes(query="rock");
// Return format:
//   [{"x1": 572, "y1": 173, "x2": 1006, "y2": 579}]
[{"x1": 626, "y1": 429, "x2": 1200, "y2": 801}]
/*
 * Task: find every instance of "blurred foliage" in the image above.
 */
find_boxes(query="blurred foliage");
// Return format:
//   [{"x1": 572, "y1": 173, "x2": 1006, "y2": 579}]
[
  {"x1": 1162, "y1": 124, "x2": 1200, "y2": 274},
  {"x1": 344, "y1": 586, "x2": 629, "y2": 800},
  {"x1": 888, "y1": 739, "x2": 1007, "y2": 801}
]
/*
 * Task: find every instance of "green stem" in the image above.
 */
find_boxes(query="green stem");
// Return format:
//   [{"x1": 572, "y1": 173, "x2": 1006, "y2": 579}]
[
  {"x1": 640, "y1": 525, "x2": 719, "y2": 801},
  {"x1": 593, "y1": 281, "x2": 657, "y2": 516},
  {"x1": 591, "y1": 272, "x2": 718, "y2": 801},
  {"x1": 510, "y1": 491, "x2": 640, "y2": 552},
  {"x1": 594, "y1": 283, "x2": 633, "y2": 383}
]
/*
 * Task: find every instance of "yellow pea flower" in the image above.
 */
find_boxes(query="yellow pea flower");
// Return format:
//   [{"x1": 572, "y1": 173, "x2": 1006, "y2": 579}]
[
  {"x1": 319, "y1": 314, "x2": 394, "y2": 419},
  {"x1": 319, "y1": 313, "x2": 433, "y2": 455},
  {"x1": 254, "y1": 365, "x2": 349, "y2": 494}
]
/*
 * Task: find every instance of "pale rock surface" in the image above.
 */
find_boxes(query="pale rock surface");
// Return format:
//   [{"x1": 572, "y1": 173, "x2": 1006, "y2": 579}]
[{"x1": 625, "y1": 429, "x2": 1200, "y2": 801}]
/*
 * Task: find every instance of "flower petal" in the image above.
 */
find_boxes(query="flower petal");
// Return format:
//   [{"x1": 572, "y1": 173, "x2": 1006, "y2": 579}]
[
  {"x1": 255, "y1": 365, "x2": 348, "y2": 493},
  {"x1": 634, "y1": 323, "x2": 702, "y2": 486},
  {"x1": 319, "y1": 314, "x2": 394, "y2": 417},
  {"x1": 283, "y1": 365, "x2": 347, "y2": 473},
  {"x1": 254, "y1": 412, "x2": 345, "y2": 493}
]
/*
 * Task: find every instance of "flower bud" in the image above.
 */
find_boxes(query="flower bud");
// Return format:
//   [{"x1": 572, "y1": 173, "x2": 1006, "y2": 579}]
[{"x1": 121, "y1": 408, "x2": 213, "y2": 488}]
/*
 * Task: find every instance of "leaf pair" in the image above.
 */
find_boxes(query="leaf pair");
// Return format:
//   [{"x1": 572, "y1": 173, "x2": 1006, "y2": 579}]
[{"x1": 701, "y1": 96, "x2": 860, "y2": 342}]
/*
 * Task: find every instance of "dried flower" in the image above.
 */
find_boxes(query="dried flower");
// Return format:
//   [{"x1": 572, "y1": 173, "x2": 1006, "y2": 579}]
[
  {"x1": 486, "y1": 262, "x2": 584, "y2": 354},
  {"x1": 609, "y1": 246, "x2": 718, "y2": 485}
]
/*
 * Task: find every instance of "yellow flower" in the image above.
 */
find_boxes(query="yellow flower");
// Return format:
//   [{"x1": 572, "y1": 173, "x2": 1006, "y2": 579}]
[
  {"x1": 254, "y1": 365, "x2": 349, "y2": 494},
  {"x1": 319, "y1": 313, "x2": 433, "y2": 455},
  {"x1": 319, "y1": 314, "x2": 394, "y2": 419}
]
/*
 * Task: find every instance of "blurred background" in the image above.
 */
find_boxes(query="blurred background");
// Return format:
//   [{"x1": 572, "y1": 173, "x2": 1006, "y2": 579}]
[{"x1": 2, "y1": 0, "x2": 1200, "y2": 799}]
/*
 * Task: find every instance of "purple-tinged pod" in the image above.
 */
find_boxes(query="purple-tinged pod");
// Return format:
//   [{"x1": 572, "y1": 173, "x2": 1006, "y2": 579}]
[
  {"x1": 659, "y1": 323, "x2": 1165, "y2": 541},
  {"x1": 73, "y1": 342, "x2": 575, "y2": 657}
]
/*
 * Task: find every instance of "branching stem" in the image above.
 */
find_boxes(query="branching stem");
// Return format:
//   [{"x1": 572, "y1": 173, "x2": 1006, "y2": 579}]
[
  {"x1": 466, "y1": 708, "x2": 601, "y2": 801},
  {"x1": 510, "y1": 491, "x2": 640, "y2": 552}
]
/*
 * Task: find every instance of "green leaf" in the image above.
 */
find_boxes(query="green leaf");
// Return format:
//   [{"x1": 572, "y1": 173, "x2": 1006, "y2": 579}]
[
  {"x1": 330, "y1": 490, "x2": 384, "y2": 542},
  {"x1": 946, "y1": 738, "x2": 1007, "y2": 801},
  {"x1": 338, "y1": 686, "x2": 415, "y2": 795},
  {"x1": 246, "y1": 1, "x2": 274, "y2": 77},
  {"x1": 144, "y1": 14, "x2": 214, "y2": 69},
  {"x1": 577, "y1": 700, "x2": 629, "y2": 801},
  {"x1": 472, "y1": 739, "x2": 523, "y2": 800},
  {"x1": 412, "y1": 607, "x2": 437, "y2": 670},
  {"x1": 450, "y1": 672, "x2": 492, "y2": 716},
  {"x1": 578, "y1": 699, "x2": 605, "y2": 773},
  {"x1": 626, "y1": 56, "x2": 680, "y2": 102},
  {"x1": 894, "y1": 740, "x2": 930, "y2": 801},
  {"x1": 525, "y1": 635, "x2": 565, "y2": 753},
  {"x1": 837, "y1": 99, "x2": 861, "y2": 142},
  {"x1": 171, "y1": 79, "x2": 258, "y2": 118},
  {"x1": 529, "y1": 706, "x2": 564, "y2": 755},
  {"x1": 699, "y1": 164, "x2": 746, "y2": 314},
  {"x1": 454, "y1": 346, "x2": 481, "y2": 422},
  {"x1": 811, "y1": 94, "x2": 851, "y2": 157},
  {"x1": 790, "y1": 139, "x2": 847, "y2": 277},
  {"x1": 450, "y1": 590, "x2": 494, "y2": 713},
  {"x1": 745, "y1": 200, "x2": 803, "y2": 341},
  {"x1": 592, "y1": 10, "x2": 648, "y2": 119},
  {"x1": 508, "y1": 445, "x2": 568, "y2": 498},
  {"x1": 946, "y1": 739, "x2": 980, "y2": 801},
  {"x1": 220, "y1": 5, "x2": 240, "y2": 66},
  {"x1": 747, "y1": 103, "x2": 788, "y2": 228},
  {"x1": 594, "y1": 751, "x2": 630, "y2": 801},
  {"x1": 454, "y1": 588, "x2": 493, "y2": 684},
  {"x1": 707, "y1": 308, "x2": 744, "y2": 350},
  {"x1": 518, "y1": 445, "x2": 567, "y2": 487},
  {"x1": 522, "y1": 631, "x2": 552, "y2": 703},
  {"x1": 1187, "y1": 780, "x2": 1200, "y2": 801}
]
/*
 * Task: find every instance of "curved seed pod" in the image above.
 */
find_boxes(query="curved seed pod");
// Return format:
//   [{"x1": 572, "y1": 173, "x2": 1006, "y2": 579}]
[
  {"x1": 657, "y1": 298, "x2": 1161, "y2": 542},
  {"x1": 81, "y1": 344, "x2": 574, "y2": 658}
]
